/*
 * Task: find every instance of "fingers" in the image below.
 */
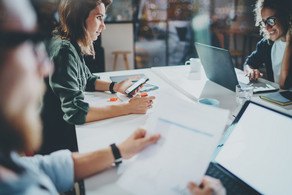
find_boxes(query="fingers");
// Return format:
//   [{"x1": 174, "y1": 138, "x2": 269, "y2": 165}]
[
  {"x1": 139, "y1": 134, "x2": 161, "y2": 149},
  {"x1": 131, "y1": 95, "x2": 156, "y2": 102},
  {"x1": 145, "y1": 134, "x2": 161, "y2": 143},
  {"x1": 127, "y1": 76, "x2": 140, "y2": 82},
  {"x1": 133, "y1": 128, "x2": 147, "y2": 139},
  {"x1": 145, "y1": 96, "x2": 155, "y2": 100},
  {"x1": 188, "y1": 176, "x2": 224, "y2": 195},
  {"x1": 128, "y1": 95, "x2": 156, "y2": 114},
  {"x1": 133, "y1": 128, "x2": 160, "y2": 144},
  {"x1": 201, "y1": 176, "x2": 225, "y2": 195},
  {"x1": 247, "y1": 69, "x2": 263, "y2": 80},
  {"x1": 188, "y1": 182, "x2": 201, "y2": 194},
  {"x1": 187, "y1": 181, "x2": 198, "y2": 189}
]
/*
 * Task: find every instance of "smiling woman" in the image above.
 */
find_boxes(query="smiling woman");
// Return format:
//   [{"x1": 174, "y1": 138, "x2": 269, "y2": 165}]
[{"x1": 243, "y1": 0, "x2": 292, "y2": 89}]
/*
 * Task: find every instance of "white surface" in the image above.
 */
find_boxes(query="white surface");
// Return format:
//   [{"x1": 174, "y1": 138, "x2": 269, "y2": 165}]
[
  {"x1": 76, "y1": 66, "x2": 292, "y2": 195},
  {"x1": 117, "y1": 94, "x2": 229, "y2": 195},
  {"x1": 216, "y1": 103, "x2": 292, "y2": 195}
]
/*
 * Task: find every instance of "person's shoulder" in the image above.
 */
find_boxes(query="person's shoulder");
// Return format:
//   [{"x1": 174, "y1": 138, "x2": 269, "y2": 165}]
[
  {"x1": 47, "y1": 38, "x2": 79, "y2": 64},
  {"x1": 257, "y1": 38, "x2": 273, "y2": 47},
  {"x1": 49, "y1": 36, "x2": 74, "y2": 52}
]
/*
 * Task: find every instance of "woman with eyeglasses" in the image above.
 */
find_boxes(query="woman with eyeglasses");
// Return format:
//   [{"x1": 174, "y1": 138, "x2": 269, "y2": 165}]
[
  {"x1": 244, "y1": 0, "x2": 292, "y2": 89},
  {"x1": 40, "y1": 0, "x2": 155, "y2": 154}
]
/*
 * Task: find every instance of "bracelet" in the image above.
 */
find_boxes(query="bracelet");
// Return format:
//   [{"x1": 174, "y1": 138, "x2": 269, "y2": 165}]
[
  {"x1": 109, "y1": 82, "x2": 116, "y2": 94},
  {"x1": 110, "y1": 143, "x2": 122, "y2": 166}
]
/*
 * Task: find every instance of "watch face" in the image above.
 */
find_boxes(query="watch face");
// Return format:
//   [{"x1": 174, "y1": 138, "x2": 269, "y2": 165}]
[{"x1": 115, "y1": 158, "x2": 123, "y2": 165}]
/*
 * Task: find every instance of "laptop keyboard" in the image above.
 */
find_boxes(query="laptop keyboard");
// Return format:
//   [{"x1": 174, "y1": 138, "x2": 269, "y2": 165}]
[{"x1": 205, "y1": 163, "x2": 261, "y2": 195}]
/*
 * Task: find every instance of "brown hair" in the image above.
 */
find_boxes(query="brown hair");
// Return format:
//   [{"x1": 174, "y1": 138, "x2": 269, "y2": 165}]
[
  {"x1": 58, "y1": 0, "x2": 112, "y2": 55},
  {"x1": 254, "y1": 0, "x2": 292, "y2": 41}
]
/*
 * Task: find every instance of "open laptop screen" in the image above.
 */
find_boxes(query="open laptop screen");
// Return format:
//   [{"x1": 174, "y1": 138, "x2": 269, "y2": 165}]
[{"x1": 215, "y1": 102, "x2": 292, "y2": 194}]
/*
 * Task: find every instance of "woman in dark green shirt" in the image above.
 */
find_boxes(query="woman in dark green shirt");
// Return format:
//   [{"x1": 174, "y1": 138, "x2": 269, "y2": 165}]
[{"x1": 41, "y1": 0, "x2": 155, "y2": 154}]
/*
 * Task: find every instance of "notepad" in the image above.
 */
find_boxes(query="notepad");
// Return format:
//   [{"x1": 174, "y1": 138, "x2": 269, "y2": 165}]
[{"x1": 260, "y1": 91, "x2": 292, "y2": 106}]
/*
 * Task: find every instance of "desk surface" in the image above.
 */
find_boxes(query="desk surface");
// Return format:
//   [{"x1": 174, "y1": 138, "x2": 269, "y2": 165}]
[{"x1": 76, "y1": 65, "x2": 291, "y2": 195}]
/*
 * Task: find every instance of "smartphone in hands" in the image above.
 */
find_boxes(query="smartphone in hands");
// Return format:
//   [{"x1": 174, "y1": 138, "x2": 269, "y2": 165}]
[{"x1": 125, "y1": 77, "x2": 149, "y2": 95}]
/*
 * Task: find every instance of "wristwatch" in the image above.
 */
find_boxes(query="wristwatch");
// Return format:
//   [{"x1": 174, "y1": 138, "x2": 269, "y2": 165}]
[
  {"x1": 110, "y1": 143, "x2": 122, "y2": 166},
  {"x1": 109, "y1": 82, "x2": 117, "y2": 94}
]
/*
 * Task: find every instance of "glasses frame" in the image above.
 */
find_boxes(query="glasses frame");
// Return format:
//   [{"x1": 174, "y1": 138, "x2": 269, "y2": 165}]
[
  {"x1": 260, "y1": 16, "x2": 278, "y2": 28},
  {"x1": 0, "y1": 31, "x2": 53, "y2": 74},
  {"x1": 0, "y1": 31, "x2": 45, "y2": 48}
]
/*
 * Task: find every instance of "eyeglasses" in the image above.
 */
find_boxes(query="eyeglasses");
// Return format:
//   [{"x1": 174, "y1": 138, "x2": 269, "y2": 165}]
[
  {"x1": 0, "y1": 32, "x2": 45, "y2": 48},
  {"x1": 0, "y1": 31, "x2": 45, "y2": 48},
  {"x1": 260, "y1": 16, "x2": 277, "y2": 28},
  {"x1": 0, "y1": 31, "x2": 53, "y2": 76}
]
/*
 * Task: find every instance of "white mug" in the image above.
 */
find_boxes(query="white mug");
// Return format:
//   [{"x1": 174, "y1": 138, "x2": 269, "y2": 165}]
[{"x1": 185, "y1": 58, "x2": 201, "y2": 72}]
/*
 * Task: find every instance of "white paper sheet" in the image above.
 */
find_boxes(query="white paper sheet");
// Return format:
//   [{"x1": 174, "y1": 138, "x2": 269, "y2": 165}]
[{"x1": 117, "y1": 94, "x2": 230, "y2": 195}]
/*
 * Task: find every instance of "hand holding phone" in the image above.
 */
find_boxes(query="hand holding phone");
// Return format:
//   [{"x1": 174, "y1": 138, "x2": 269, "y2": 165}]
[{"x1": 125, "y1": 77, "x2": 149, "y2": 95}]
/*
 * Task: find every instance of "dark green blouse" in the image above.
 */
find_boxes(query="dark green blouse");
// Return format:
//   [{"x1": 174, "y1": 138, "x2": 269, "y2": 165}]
[{"x1": 47, "y1": 37, "x2": 99, "y2": 125}]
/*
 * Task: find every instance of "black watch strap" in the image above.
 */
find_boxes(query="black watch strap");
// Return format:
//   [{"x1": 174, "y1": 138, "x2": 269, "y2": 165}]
[
  {"x1": 109, "y1": 82, "x2": 116, "y2": 94},
  {"x1": 110, "y1": 143, "x2": 122, "y2": 166}
]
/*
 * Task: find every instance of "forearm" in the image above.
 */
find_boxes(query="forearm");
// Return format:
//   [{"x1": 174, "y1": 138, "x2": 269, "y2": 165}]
[
  {"x1": 72, "y1": 147, "x2": 115, "y2": 180},
  {"x1": 94, "y1": 79, "x2": 122, "y2": 93},
  {"x1": 279, "y1": 42, "x2": 292, "y2": 89},
  {"x1": 85, "y1": 104, "x2": 130, "y2": 123},
  {"x1": 94, "y1": 79, "x2": 111, "y2": 91}
]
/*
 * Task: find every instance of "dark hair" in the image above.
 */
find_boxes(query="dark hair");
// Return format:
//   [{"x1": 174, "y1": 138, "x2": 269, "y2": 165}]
[
  {"x1": 254, "y1": 0, "x2": 292, "y2": 40},
  {"x1": 58, "y1": 0, "x2": 112, "y2": 55}
]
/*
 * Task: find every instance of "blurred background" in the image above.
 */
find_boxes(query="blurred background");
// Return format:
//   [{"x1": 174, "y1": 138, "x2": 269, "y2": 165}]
[{"x1": 34, "y1": 0, "x2": 262, "y2": 72}]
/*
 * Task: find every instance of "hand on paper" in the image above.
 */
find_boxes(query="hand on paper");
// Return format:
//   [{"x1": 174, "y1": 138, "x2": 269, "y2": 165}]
[
  {"x1": 188, "y1": 176, "x2": 226, "y2": 195},
  {"x1": 127, "y1": 94, "x2": 155, "y2": 114},
  {"x1": 114, "y1": 76, "x2": 143, "y2": 95},
  {"x1": 244, "y1": 65, "x2": 263, "y2": 80},
  {"x1": 118, "y1": 128, "x2": 160, "y2": 159}
]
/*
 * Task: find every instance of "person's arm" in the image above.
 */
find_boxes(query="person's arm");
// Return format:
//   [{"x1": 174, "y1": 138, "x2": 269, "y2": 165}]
[
  {"x1": 50, "y1": 46, "x2": 92, "y2": 125},
  {"x1": 188, "y1": 176, "x2": 226, "y2": 195},
  {"x1": 94, "y1": 76, "x2": 141, "y2": 94},
  {"x1": 21, "y1": 150, "x2": 75, "y2": 193},
  {"x1": 72, "y1": 128, "x2": 160, "y2": 180},
  {"x1": 243, "y1": 39, "x2": 269, "y2": 80},
  {"x1": 279, "y1": 31, "x2": 292, "y2": 89},
  {"x1": 244, "y1": 64, "x2": 263, "y2": 80},
  {"x1": 85, "y1": 94, "x2": 155, "y2": 123}
]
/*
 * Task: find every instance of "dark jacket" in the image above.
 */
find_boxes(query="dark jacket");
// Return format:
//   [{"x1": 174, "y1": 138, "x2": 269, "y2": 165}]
[
  {"x1": 244, "y1": 38, "x2": 292, "y2": 88},
  {"x1": 40, "y1": 37, "x2": 99, "y2": 154}
]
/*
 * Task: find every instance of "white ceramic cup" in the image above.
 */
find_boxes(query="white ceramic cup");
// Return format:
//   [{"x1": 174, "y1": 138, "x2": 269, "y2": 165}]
[
  {"x1": 235, "y1": 84, "x2": 253, "y2": 106},
  {"x1": 185, "y1": 58, "x2": 201, "y2": 72}
]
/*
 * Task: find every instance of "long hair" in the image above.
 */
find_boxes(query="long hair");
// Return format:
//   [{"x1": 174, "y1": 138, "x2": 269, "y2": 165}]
[
  {"x1": 58, "y1": 0, "x2": 112, "y2": 56},
  {"x1": 254, "y1": 0, "x2": 292, "y2": 41}
]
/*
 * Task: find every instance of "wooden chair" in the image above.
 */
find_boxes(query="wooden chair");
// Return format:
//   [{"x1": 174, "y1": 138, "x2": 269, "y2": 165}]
[{"x1": 112, "y1": 51, "x2": 131, "y2": 71}]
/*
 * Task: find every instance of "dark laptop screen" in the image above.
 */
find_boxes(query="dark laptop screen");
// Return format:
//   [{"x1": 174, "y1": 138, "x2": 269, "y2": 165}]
[{"x1": 215, "y1": 102, "x2": 292, "y2": 194}]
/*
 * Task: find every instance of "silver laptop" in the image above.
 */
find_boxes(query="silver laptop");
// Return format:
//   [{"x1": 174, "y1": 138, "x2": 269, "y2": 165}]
[
  {"x1": 195, "y1": 42, "x2": 279, "y2": 93},
  {"x1": 206, "y1": 101, "x2": 292, "y2": 194}
]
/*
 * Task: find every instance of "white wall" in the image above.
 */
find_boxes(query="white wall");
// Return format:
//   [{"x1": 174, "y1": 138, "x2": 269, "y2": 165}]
[{"x1": 101, "y1": 23, "x2": 134, "y2": 72}]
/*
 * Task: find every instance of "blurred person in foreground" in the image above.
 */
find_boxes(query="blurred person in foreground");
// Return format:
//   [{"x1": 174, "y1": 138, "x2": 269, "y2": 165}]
[{"x1": 0, "y1": 0, "x2": 160, "y2": 194}]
